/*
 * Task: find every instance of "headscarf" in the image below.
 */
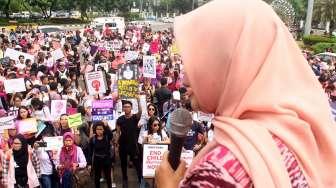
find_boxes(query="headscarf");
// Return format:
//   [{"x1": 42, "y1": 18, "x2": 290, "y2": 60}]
[
  {"x1": 13, "y1": 134, "x2": 29, "y2": 186},
  {"x1": 60, "y1": 132, "x2": 77, "y2": 174},
  {"x1": 174, "y1": 0, "x2": 336, "y2": 187}
]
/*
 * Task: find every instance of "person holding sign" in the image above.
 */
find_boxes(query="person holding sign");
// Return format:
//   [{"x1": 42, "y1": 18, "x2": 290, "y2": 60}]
[
  {"x1": 156, "y1": 0, "x2": 336, "y2": 187},
  {"x1": 2, "y1": 134, "x2": 40, "y2": 188},
  {"x1": 143, "y1": 117, "x2": 169, "y2": 144}
]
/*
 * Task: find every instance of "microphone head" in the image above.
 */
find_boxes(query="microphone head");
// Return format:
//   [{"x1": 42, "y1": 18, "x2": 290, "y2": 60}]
[{"x1": 168, "y1": 108, "x2": 193, "y2": 137}]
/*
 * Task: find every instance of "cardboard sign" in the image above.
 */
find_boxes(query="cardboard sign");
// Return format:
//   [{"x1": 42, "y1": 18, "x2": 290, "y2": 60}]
[
  {"x1": 50, "y1": 100, "x2": 67, "y2": 120},
  {"x1": 118, "y1": 80, "x2": 139, "y2": 99},
  {"x1": 44, "y1": 136, "x2": 63, "y2": 151},
  {"x1": 67, "y1": 113, "x2": 82, "y2": 128},
  {"x1": 125, "y1": 51, "x2": 138, "y2": 61},
  {"x1": 106, "y1": 40, "x2": 122, "y2": 51},
  {"x1": 50, "y1": 49, "x2": 65, "y2": 60},
  {"x1": 0, "y1": 116, "x2": 15, "y2": 131},
  {"x1": 142, "y1": 144, "x2": 169, "y2": 178},
  {"x1": 17, "y1": 118, "x2": 38, "y2": 134},
  {"x1": 85, "y1": 71, "x2": 107, "y2": 95},
  {"x1": 4, "y1": 78, "x2": 26, "y2": 93},
  {"x1": 143, "y1": 56, "x2": 156, "y2": 78},
  {"x1": 118, "y1": 64, "x2": 139, "y2": 80},
  {"x1": 4, "y1": 48, "x2": 35, "y2": 62}
]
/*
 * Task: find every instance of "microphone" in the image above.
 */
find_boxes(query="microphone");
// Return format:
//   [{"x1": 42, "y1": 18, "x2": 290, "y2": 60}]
[{"x1": 168, "y1": 108, "x2": 193, "y2": 171}]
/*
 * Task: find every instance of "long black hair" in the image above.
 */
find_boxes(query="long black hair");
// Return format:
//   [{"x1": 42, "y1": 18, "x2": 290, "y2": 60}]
[{"x1": 147, "y1": 116, "x2": 163, "y2": 138}]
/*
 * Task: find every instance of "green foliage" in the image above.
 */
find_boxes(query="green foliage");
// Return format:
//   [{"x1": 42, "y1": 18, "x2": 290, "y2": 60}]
[
  {"x1": 118, "y1": 12, "x2": 142, "y2": 21},
  {"x1": 302, "y1": 35, "x2": 336, "y2": 45},
  {"x1": 312, "y1": 42, "x2": 336, "y2": 53}
]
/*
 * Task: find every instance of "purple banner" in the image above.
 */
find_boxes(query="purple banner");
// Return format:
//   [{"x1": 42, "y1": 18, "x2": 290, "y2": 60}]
[{"x1": 92, "y1": 100, "x2": 114, "y2": 109}]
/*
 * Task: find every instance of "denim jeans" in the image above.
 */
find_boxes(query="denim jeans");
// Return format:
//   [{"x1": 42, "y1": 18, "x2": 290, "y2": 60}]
[
  {"x1": 61, "y1": 170, "x2": 73, "y2": 188},
  {"x1": 40, "y1": 174, "x2": 52, "y2": 188}
]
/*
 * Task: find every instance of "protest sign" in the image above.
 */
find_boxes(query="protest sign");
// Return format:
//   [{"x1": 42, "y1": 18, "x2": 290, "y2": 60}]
[
  {"x1": 50, "y1": 49, "x2": 65, "y2": 60},
  {"x1": 142, "y1": 144, "x2": 169, "y2": 178},
  {"x1": 44, "y1": 136, "x2": 63, "y2": 151},
  {"x1": 197, "y1": 111, "x2": 214, "y2": 122},
  {"x1": 125, "y1": 51, "x2": 138, "y2": 61},
  {"x1": 0, "y1": 116, "x2": 15, "y2": 131},
  {"x1": 139, "y1": 95, "x2": 147, "y2": 112},
  {"x1": 50, "y1": 100, "x2": 67, "y2": 120},
  {"x1": 143, "y1": 56, "x2": 156, "y2": 78},
  {"x1": 67, "y1": 113, "x2": 82, "y2": 128},
  {"x1": 143, "y1": 43, "x2": 150, "y2": 53},
  {"x1": 181, "y1": 150, "x2": 194, "y2": 167},
  {"x1": 92, "y1": 100, "x2": 114, "y2": 121},
  {"x1": 118, "y1": 64, "x2": 139, "y2": 80},
  {"x1": 4, "y1": 78, "x2": 26, "y2": 93},
  {"x1": 95, "y1": 63, "x2": 109, "y2": 71},
  {"x1": 4, "y1": 48, "x2": 35, "y2": 62},
  {"x1": 85, "y1": 71, "x2": 107, "y2": 95},
  {"x1": 110, "y1": 73, "x2": 118, "y2": 93},
  {"x1": 118, "y1": 80, "x2": 139, "y2": 99},
  {"x1": 35, "y1": 121, "x2": 47, "y2": 137},
  {"x1": 17, "y1": 118, "x2": 38, "y2": 134}
]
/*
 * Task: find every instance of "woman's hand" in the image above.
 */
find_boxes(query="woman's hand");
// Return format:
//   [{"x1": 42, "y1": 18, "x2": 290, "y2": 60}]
[{"x1": 155, "y1": 152, "x2": 187, "y2": 188}]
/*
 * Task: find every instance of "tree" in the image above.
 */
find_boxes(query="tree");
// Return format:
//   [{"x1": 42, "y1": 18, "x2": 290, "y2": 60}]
[{"x1": 313, "y1": 0, "x2": 336, "y2": 34}]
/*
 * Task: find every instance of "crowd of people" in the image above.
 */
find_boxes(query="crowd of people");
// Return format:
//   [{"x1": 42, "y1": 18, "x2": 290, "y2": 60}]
[{"x1": 0, "y1": 18, "x2": 213, "y2": 188}]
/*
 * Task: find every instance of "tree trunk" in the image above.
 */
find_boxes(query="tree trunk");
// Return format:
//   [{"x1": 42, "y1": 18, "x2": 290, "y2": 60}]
[
  {"x1": 5, "y1": 0, "x2": 11, "y2": 19},
  {"x1": 304, "y1": 0, "x2": 315, "y2": 35}
]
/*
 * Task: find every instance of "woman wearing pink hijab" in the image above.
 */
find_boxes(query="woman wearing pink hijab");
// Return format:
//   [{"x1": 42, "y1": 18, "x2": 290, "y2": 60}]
[{"x1": 155, "y1": 0, "x2": 336, "y2": 187}]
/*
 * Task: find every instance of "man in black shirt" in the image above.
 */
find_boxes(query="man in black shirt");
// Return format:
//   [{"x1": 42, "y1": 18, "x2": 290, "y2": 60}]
[
  {"x1": 116, "y1": 99, "x2": 142, "y2": 187},
  {"x1": 154, "y1": 77, "x2": 172, "y2": 117}
]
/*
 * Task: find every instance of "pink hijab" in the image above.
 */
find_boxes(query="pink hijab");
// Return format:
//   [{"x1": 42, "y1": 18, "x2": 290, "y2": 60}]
[{"x1": 174, "y1": 0, "x2": 336, "y2": 187}]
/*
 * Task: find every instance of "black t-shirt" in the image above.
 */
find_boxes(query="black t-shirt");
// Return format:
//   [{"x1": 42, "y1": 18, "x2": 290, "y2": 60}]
[
  {"x1": 183, "y1": 122, "x2": 204, "y2": 150},
  {"x1": 117, "y1": 114, "x2": 140, "y2": 147}
]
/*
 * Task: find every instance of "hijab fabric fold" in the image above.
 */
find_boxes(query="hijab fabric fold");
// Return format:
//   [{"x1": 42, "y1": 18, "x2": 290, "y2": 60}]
[
  {"x1": 174, "y1": 0, "x2": 336, "y2": 187},
  {"x1": 60, "y1": 132, "x2": 77, "y2": 175}
]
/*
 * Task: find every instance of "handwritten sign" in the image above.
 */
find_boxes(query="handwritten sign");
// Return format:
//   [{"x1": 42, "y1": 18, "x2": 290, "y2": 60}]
[
  {"x1": 67, "y1": 113, "x2": 82, "y2": 128},
  {"x1": 125, "y1": 51, "x2": 138, "y2": 61},
  {"x1": 0, "y1": 116, "x2": 15, "y2": 131},
  {"x1": 4, "y1": 78, "x2": 26, "y2": 93},
  {"x1": 118, "y1": 80, "x2": 139, "y2": 99},
  {"x1": 44, "y1": 136, "x2": 63, "y2": 151},
  {"x1": 51, "y1": 100, "x2": 67, "y2": 120},
  {"x1": 142, "y1": 144, "x2": 169, "y2": 178},
  {"x1": 143, "y1": 56, "x2": 156, "y2": 78},
  {"x1": 17, "y1": 118, "x2": 38, "y2": 134},
  {"x1": 50, "y1": 49, "x2": 65, "y2": 60},
  {"x1": 85, "y1": 71, "x2": 107, "y2": 95},
  {"x1": 4, "y1": 48, "x2": 35, "y2": 62}
]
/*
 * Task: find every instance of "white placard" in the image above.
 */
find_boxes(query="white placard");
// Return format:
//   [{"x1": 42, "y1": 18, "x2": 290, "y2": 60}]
[
  {"x1": 142, "y1": 144, "x2": 169, "y2": 178},
  {"x1": 139, "y1": 95, "x2": 147, "y2": 112},
  {"x1": 85, "y1": 71, "x2": 107, "y2": 95},
  {"x1": 181, "y1": 150, "x2": 194, "y2": 167},
  {"x1": 125, "y1": 51, "x2": 138, "y2": 61},
  {"x1": 0, "y1": 116, "x2": 15, "y2": 131},
  {"x1": 44, "y1": 136, "x2": 63, "y2": 151},
  {"x1": 4, "y1": 78, "x2": 26, "y2": 93},
  {"x1": 50, "y1": 100, "x2": 67, "y2": 120},
  {"x1": 142, "y1": 43, "x2": 150, "y2": 53},
  {"x1": 50, "y1": 49, "x2": 65, "y2": 60},
  {"x1": 143, "y1": 56, "x2": 156, "y2": 78},
  {"x1": 4, "y1": 48, "x2": 35, "y2": 62},
  {"x1": 197, "y1": 111, "x2": 214, "y2": 122}
]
